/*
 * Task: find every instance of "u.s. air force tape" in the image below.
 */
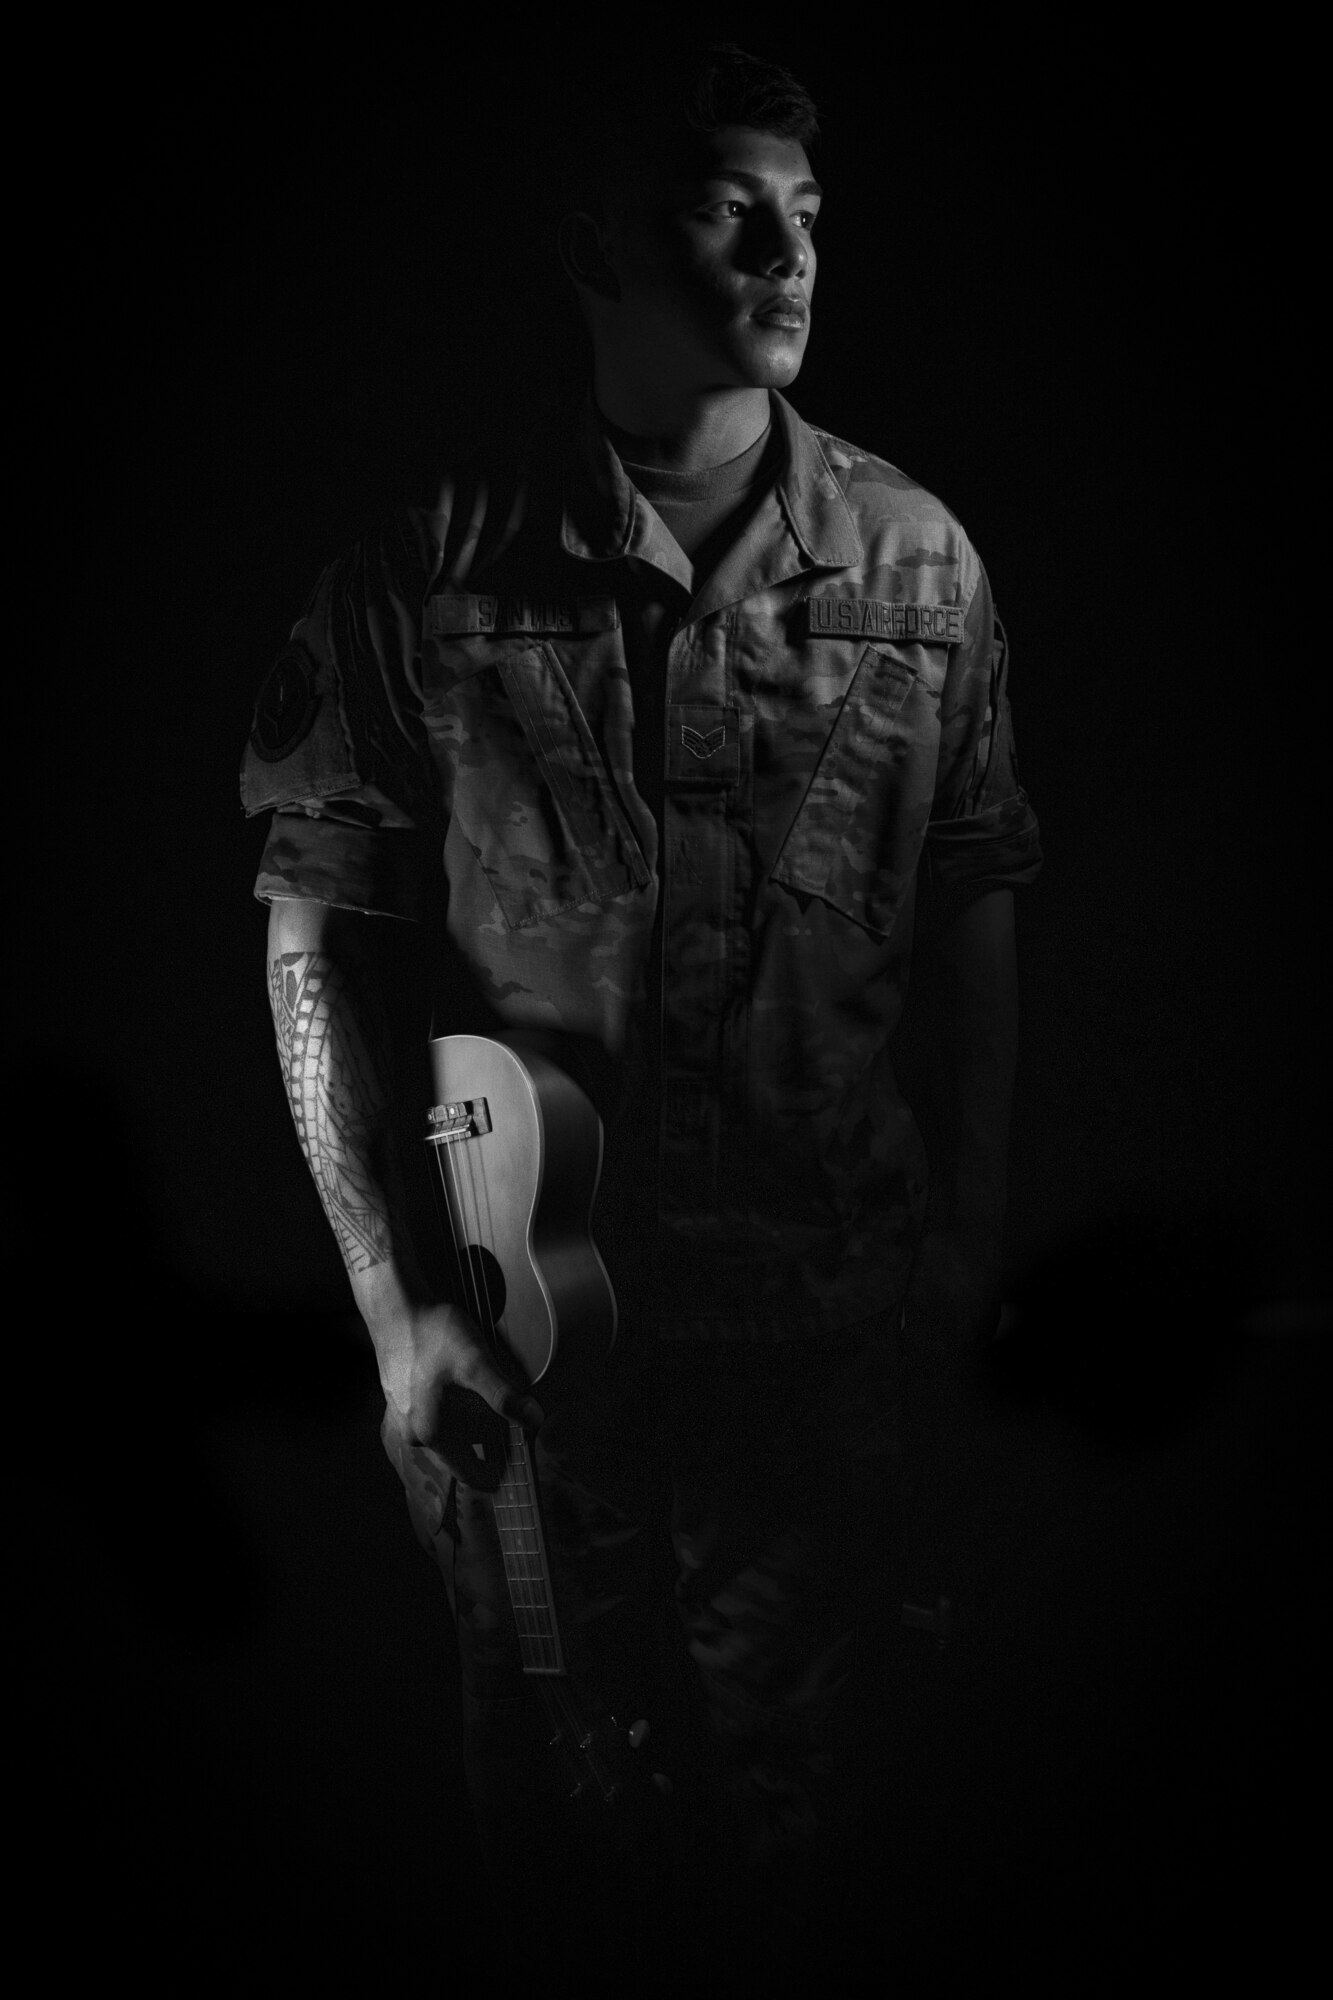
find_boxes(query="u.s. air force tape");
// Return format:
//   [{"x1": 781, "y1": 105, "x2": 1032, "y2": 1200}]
[{"x1": 805, "y1": 595, "x2": 965, "y2": 644}]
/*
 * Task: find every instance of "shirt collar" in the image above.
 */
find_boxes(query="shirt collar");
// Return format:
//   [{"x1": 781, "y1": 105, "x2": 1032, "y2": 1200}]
[
  {"x1": 767, "y1": 390, "x2": 864, "y2": 570},
  {"x1": 558, "y1": 390, "x2": 863, "y2": 577}
]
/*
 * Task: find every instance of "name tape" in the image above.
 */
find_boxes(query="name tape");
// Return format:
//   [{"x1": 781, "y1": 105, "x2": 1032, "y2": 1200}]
[
  {"x1": 428, "y1": 594, "x2": 619, "y2": 637},
  {"x1": 805, "y1": 595, "x2": 964, "y2": 644}
]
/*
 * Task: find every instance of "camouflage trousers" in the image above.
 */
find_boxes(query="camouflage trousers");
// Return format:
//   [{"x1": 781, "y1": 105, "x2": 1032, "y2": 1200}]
[{"x1": 423, "y1": 1311, "x2": 903, "y2": 1976}]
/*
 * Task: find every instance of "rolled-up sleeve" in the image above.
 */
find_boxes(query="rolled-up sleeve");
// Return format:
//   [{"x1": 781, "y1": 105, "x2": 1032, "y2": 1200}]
[
  {"x1": 240, "y1": 519, "x2": 438, "y2": 922},
  {"x1": 924, "y1": 559, "x2": 1042, "y2": 896}
]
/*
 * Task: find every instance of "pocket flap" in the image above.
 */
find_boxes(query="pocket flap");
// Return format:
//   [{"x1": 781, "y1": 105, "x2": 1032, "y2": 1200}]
[
  {"x1": 449, "y1": 644, "x2": 650, "y2": 930},
  {"x1": 771, "y1": 645, "x2": 938, "y2": 938}
]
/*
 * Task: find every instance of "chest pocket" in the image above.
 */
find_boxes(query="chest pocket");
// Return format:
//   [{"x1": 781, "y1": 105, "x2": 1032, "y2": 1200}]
[
  {"x1": 770, "y1": 644, "x2": 940, "y2": 940},
  {"x1": 441, "y1": 641, "x2": 650, "y2": 931}
]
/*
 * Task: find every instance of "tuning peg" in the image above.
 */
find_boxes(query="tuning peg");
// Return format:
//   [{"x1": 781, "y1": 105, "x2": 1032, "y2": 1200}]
[{"x1": 628, "y1": 1719, "x2": 650, "y2": 1750}]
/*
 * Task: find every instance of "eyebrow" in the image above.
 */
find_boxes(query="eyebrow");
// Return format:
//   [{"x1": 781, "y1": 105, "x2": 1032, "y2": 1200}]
[{"x1": 696, "y1": 168, "x2": 825, "y2": 201}]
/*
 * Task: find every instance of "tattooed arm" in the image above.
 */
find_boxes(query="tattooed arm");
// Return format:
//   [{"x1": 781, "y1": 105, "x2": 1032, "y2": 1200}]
[{"x1": 266, "y1": 898, "x2": 544, "y2": 1505}]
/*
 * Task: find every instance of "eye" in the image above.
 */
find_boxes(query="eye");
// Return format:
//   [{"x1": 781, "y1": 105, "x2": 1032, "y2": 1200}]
[{"x1": 794, "y1": 210, "x2": 818, "y2": 231}]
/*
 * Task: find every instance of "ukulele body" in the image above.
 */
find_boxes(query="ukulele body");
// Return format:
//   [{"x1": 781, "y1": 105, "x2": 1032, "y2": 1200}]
[{"x1": 425, "y1": 1032, "x2": 617, "y2": 1391}]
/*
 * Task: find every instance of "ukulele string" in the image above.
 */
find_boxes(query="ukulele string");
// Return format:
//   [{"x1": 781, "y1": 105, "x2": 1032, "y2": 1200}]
[
  {"x1": 441, "y1": 1088, "x2": 558, "y2": 1675},
  {"x1": 430, "y1": 1130, "x2": 486, "y2": 1349},
  {"x1": 426, "y1": 1059, "x2": 630, "y2": 1803},
  {"x1": 455, "y1": 1124, "x2": 546, "y2": 1670},
  {"x1": 434, "y1": 1137, "x2": 532, "y2": 1668}
]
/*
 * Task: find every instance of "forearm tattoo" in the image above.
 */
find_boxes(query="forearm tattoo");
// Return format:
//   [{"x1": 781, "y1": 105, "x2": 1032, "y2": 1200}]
[{"x1": 268, "y1": 949, "x2": 398, "y2": 1274}]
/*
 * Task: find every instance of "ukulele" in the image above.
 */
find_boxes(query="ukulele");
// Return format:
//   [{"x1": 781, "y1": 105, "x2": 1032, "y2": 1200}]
[{"x1": 423, "y1": 1032, "x2": 666, "y2": 1810}]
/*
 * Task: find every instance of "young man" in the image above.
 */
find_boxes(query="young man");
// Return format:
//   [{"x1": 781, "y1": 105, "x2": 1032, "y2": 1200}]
[{"x1": 242, "y1": 45, "x2": 1040, "y2": 1973}]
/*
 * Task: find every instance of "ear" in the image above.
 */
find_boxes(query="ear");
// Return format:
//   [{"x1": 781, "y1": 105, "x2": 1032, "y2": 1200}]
[{"x1": 557, "y1": 210, "x2": 621, "y2": 303}]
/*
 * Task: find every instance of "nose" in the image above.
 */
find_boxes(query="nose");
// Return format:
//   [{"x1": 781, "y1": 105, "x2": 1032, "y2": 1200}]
[
  {"x1": 750, "y1": 208, "x2": 808, "y2": 282},
  {"x1": 762, "y1": 218, "x2": 807, "y2": 280}
]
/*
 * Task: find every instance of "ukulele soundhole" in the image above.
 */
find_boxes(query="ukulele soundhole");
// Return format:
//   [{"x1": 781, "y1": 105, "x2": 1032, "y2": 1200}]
[{"x1": 461, "y1": 1242, "x2": 507, "y2": 1324}]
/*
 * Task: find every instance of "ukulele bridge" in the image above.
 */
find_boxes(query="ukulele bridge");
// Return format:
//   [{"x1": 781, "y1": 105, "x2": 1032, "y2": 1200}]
[{"x1": 425, "y1": 1097, "x2": 492, "y2": 1145}]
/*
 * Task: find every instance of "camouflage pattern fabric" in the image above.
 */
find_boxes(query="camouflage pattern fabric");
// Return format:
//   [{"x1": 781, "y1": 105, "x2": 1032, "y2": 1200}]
[{"x1": 241, "y1": 392, "x2": 1041, "y2": 1338}]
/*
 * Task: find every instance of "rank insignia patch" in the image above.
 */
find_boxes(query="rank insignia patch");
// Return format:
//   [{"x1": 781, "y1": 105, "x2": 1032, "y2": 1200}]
[
  {"x1": 667, "y1": 703, "x2": 739, "y2": 785},
  {"x1": 250, "y1": 642, "x2": 320, "y2": 762},
  {"x1": 681, "y1": 723, "x2": 727, "y2": 760},
  {"x1": 805, "y1": 595, "x2": 964, "y2": 645}
]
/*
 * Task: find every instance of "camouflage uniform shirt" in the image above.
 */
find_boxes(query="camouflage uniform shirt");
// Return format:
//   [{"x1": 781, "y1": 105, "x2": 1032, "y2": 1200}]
[{"x1": 241, "y1": 392, "x2": 1041, "y2": 1338}]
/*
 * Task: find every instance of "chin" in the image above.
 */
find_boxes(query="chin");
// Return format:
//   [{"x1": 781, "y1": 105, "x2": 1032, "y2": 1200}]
[
  {"x1": 730, "y1": 328, "x2": 808, "y2": 389},
  {"x1": 747, "y1": 353, "x2": 805, "y2": 390}
]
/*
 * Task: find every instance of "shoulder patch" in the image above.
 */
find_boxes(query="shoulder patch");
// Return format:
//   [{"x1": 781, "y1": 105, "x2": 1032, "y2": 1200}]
[{"x1": 249, "y1": 641, "x2": 321, "y2": 762}]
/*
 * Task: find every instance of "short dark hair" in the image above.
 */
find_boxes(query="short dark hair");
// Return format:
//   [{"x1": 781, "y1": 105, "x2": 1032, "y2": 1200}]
[
  {"x1": 673, "y1": 42, "x2": 819, "y2": 149},
  {"x1": 565, "y1": 42, "x2": 819, "y2": 213}
]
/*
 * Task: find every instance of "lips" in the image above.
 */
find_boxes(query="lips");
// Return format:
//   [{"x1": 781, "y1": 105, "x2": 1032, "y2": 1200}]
[{"x1": 752, "y1": 294, "x2": 808, "y2": 327}]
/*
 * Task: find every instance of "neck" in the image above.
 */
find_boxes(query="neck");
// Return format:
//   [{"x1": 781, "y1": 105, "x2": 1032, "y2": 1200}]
[{"x1": 592, "y1": 368, "x2": 771, "y2": 471}]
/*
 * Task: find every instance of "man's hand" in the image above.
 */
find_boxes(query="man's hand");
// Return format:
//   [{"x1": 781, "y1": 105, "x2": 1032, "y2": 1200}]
[{"x1": 374, "y1": 1298, "x2": 546, "y2": 1544}]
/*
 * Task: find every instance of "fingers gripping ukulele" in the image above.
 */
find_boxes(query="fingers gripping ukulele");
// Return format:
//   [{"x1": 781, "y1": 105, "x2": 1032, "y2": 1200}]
[{"x1": 424, "y1": 1034, "x2": 669, "y2": 1809}]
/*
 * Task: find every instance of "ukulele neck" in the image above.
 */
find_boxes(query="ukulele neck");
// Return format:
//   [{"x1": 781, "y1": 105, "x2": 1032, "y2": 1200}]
[{"x1": 493, "y1": 1419, "x2": 565, "y2": 1675}]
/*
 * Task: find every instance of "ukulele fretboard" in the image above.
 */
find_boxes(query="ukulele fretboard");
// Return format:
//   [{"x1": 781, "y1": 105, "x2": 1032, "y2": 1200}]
[{"x1": 493, "y1": 1419, "x2": 564, "y2": 1674}]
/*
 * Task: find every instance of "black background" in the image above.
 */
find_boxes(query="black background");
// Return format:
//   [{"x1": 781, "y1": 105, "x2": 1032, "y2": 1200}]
[{"x1": 30, "y1": 27, "x2": 1322, "y2": 1992}]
